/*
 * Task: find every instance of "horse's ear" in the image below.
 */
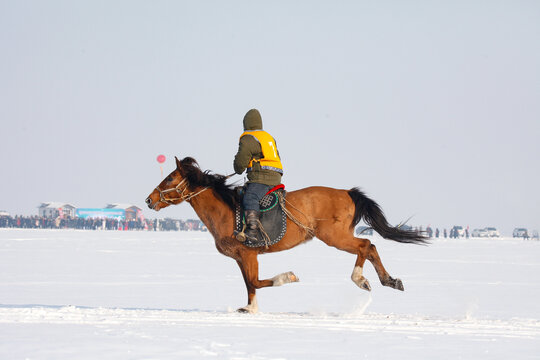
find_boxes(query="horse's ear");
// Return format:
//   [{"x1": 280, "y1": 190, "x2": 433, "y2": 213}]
[{"x1": 175, "y1": 157, "x2": 185, "y2": 176}]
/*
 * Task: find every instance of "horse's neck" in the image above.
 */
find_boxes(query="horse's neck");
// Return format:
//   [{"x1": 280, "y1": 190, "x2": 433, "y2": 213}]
[{"x1": 188, "y1": 188, "x2": 234, "y2": 239}]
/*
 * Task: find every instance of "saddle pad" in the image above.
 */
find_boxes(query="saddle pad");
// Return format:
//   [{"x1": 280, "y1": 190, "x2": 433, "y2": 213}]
[{"x1": 235, "y1": 191, "x2": 287, "y2": 248}]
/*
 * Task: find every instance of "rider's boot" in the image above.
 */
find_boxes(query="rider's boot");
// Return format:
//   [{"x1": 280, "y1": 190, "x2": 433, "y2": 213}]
[{"x1": 244, "y1": 209, "x2": 260, "y2": 241}]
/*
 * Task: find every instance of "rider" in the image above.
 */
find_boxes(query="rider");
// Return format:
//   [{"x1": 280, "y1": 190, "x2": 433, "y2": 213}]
[{"x1": 233, "y1": 109, "x2": 283, "y2": 241}]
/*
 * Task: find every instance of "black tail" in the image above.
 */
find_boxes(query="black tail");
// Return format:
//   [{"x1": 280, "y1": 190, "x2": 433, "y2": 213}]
[{"x1": 348, "y1": 187, "x2": 428, "y2": 244}]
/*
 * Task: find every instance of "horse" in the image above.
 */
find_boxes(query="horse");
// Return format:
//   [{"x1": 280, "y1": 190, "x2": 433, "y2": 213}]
[{"x1": 145, "y1": 156, "x2": 427, "y2": 313}]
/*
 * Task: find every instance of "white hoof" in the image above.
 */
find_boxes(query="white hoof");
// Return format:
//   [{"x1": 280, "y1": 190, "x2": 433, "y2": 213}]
[
  {"x1": 237, "y1": 306, "x2": 257, "y2": 314},
  {"x1": 351, "y1": 266, "x2": 371, "y2": 291},
  {"x1": 237, "y1": 296, "x2": 258, "y2": 314},
  {"x1": 271, "y1": 271, "x2": 299, "y2": 286},
  {"x1": 356, "y1": 277, "x2": 372, "y2": 291}
]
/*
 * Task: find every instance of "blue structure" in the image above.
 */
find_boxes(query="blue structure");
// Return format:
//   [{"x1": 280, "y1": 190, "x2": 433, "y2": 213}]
[{"x1": 75, "y1": 208, "x2": 125, "y2": 220}]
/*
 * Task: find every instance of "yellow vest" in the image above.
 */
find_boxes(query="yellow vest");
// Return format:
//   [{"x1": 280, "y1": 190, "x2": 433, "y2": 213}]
[{"x1": 240, "y1": 130, "x2": 283, "y2": 174}]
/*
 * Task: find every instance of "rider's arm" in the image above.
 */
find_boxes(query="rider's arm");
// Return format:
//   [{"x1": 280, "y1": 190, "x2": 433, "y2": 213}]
[{"x1": 233, "y1": 135, "x2": 261, "y2": 175}]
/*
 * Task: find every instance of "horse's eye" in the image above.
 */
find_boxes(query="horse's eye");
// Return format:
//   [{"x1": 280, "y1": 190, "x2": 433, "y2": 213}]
[{"x1": 167, "y1": 176, "x2": 173, "y2": 182}]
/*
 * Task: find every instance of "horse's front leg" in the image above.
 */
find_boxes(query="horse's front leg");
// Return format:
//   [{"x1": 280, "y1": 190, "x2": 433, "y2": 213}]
[{"x1": 236, "y1": 252, "x2": 299, "y2": 314}]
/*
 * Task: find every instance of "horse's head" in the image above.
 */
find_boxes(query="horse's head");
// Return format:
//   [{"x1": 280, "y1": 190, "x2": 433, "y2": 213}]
[
  {"x1": 146, "y1": 156, "x2": 237, "y2": 212},
  {"x1": 145, "y1": 156, "x2": 197, "y2": 211}
]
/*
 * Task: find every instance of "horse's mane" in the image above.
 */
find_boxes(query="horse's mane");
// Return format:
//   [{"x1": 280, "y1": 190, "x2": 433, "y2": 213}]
[{"x1": 179, "y1": 157, "x2": 239, "y2": 210}]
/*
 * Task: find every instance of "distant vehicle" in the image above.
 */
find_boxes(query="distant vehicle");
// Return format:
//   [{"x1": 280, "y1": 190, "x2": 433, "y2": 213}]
[
  {"x1": 485, "y1": 227, "x2": 500, "y2": 237},
  {"x1": 513, "y1": 228, "x2": 528, "y2": 238},
  {"x1": 452, "y1": 225, "x2": 465, "y2": 237},
  {"x1": 355, "y1": 226, "x2": 374, "y2": 236},
  {"x1": 0, "y1": 210, "x2": 9, "y2": 217},
  {"x1": 472, "y1": 228, "x2": 489, "y2": 238},
  {"x1": 396, "y1": 224, "x2": 413, "y2": 231}
]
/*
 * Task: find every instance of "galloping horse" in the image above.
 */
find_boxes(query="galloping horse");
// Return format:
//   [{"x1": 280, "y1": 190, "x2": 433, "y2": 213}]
[{"x1": 145, "y1": 156, "x2": 427, "y2": 313}]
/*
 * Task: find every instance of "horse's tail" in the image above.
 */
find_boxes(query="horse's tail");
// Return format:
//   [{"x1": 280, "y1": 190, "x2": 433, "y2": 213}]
[{"x1": 348, "y1": 187, "x2": 428, "y2": 244}]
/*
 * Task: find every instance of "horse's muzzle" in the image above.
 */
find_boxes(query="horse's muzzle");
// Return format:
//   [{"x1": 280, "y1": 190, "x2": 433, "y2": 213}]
[{"x1": 145, "y1": 197, "x2": 155, "y2": 210}]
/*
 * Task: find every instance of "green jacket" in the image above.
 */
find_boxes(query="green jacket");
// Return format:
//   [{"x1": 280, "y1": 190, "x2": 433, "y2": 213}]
[{"x1": 233, "y1": 109, "x2": 282, "y2": 186}]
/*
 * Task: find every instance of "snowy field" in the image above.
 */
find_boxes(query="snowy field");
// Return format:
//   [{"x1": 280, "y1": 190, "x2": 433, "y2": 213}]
[{"x1": 0, "y1": 229, "x2": 539, "y2": 359}]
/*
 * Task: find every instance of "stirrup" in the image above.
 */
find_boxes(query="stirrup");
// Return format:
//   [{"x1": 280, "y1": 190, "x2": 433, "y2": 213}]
[
  {"x1": 234, "y1": 230, "x2": 258, "y2": 243},
  {"x1": 235, "y1": 230, "x2": 247, "y2": 242},
  {"x1": 234, "y1": 224, "x2": 247, "y2": 242}
]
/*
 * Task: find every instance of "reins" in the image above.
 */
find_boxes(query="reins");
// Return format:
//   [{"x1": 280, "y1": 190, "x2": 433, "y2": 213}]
[{"x1": 277, "y1": 192, "x2": 316, "y2": 238}]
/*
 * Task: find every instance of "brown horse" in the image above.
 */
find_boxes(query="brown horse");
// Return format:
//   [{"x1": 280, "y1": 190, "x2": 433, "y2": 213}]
[{"x1": 145, "y1": 156, "x2": 427, "y2": 313}]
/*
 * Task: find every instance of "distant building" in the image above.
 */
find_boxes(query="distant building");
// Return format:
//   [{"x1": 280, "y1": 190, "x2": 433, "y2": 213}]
[
  {"x1": 106, "y1": 204, "x2": 142, "y2": 221},
  {"x1": 38, "y1": 203, "x2": 76, "y2": 218}
]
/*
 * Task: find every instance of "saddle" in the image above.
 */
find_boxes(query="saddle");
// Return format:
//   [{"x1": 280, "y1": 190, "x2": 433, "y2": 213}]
[{"x1": 235, "y1": 185, "x2": 287, "y2": 248}]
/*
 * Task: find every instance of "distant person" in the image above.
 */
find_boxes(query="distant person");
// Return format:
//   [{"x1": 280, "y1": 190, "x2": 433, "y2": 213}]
[
  {"x1": 444, "y1": 229, "x2": 447, "y2": 238},
  {"x1": 233, "y1": 109, "x2": 283, "y2": 242},
  {"x1": 435, "y1": 228, "x2": 440, "y2": 238}
]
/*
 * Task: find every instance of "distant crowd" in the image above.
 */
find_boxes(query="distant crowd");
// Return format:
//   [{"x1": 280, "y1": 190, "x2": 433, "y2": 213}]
[
  {"x1": 1, "y1": 215, "x2": 535, "y2": 239},
  {"x1": 0, "y1": 215, "x2": 206, "y2": 232},
  {"x1": 415, "y1": 226, "x2": 489, "y2": 239},
  {"x1": 384, "y1": 226, "x2": 469, "y2": 239},
  {"x1": 426, "y1": 227, "x2": 465, "y2": 239}
]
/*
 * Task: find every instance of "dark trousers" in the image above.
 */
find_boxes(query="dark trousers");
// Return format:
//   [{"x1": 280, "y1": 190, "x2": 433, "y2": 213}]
[{"x1": 243, "y1": 183, "x2": 272, "y2": 210}]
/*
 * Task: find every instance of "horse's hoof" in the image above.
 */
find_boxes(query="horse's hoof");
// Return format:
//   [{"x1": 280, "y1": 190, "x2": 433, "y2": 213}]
[
  {"x1": 384, "y1": 277, "x2": 404, "y2": 291},
  {"x1": 395, "y1": 278, "x2": 404, "y2": 291},
  {"x1": 272, "y1": 271, "x2": 299, "y2": 286},
  {"x1": 237, "y1": 306, "x2": 257, "y2": 314},
  {"x1": 352, "y1": 271, "x2": 371, "y2": 291},
  {"x1": 288, "y1": 271, "x2": 299, "y2": 283},
  {"x1": 359, "y1": 279, "x2": 371, "y2": 291}
]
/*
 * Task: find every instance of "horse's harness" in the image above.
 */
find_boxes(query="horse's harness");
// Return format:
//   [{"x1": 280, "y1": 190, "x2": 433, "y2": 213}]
[
  {"x1": 154, "y1": 173, "x2": 236, "y2": 206},
  {"x1": 154, "y1": 178, "x2": 209, "y2": 206}
]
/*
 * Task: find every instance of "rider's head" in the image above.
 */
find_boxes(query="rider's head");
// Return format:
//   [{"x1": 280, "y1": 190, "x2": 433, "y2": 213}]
[{"x1": 243, "y1": 109, "x2": 263, "y2": 131}]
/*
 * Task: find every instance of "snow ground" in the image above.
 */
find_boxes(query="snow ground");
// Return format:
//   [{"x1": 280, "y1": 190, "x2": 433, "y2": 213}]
[{"x1": 0, "y1": 229, "x2": 539, "y2": 359}]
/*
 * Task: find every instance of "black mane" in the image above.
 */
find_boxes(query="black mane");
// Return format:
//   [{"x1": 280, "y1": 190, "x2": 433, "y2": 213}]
[{"x1": 179, "y1": 157, "x2": 240, "y2": 209}]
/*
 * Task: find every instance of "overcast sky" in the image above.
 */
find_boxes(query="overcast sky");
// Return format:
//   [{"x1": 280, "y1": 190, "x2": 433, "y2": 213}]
[{"x1": 1, "y1": 1, "x2": 538, "y2": 235}]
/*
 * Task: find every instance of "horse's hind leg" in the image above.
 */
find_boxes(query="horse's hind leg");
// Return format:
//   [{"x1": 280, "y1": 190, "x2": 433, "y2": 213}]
[
  {"x1": 365, "y1": 242, "x2": 404, "y2": 291},
  {"x1": 351, "y1": 256, "x2": 372, "y2": 291},
  {"x1": 320, "y1": 234, "x2": 404, "y2": 291}
]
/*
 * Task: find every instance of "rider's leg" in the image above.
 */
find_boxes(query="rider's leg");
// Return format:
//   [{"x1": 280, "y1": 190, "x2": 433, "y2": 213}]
[{"x1": 242, "y1": 183, "x2": 271, "y2": 240}]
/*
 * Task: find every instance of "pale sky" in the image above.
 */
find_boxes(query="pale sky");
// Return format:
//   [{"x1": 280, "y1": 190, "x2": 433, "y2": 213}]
[{"x1": 1, "y1": 0, "x2": 539, "y2": 235}]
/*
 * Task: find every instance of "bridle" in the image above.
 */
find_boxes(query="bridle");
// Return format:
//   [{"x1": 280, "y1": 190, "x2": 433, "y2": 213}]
[
  {"x1": 151, "y1": 172, "x2": 235, "y2": 208},
  {"x1": 154, "y1": 178, "x2": 209, "y2": 206}
]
